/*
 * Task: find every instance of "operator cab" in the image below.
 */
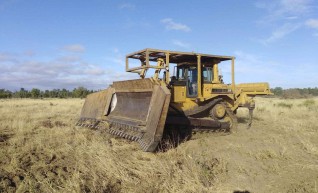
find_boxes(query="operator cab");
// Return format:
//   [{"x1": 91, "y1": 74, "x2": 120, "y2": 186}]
[
  {"x1": 125, "y1": 48, "x2": 235, "y2": 101},
  {"x1": 172, "y1": 64, "x2": 214, "y2": 98}
]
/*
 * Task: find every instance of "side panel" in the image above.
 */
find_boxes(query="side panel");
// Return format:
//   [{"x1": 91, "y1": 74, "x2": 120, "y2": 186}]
[
  {"x1": 79, "y1": 88, "x2": 114, "y2": 120},
  {"x1": 140, "y1": 85, "x2": 171, "y2": 151},
  {"x1": 172, "y1": 86, "x2": 186, "y2": 103}
]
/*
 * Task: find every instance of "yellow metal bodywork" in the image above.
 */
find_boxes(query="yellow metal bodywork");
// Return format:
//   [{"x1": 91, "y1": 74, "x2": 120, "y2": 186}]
[
  {"x1": 79, "y1": 48, "x2": 273, "y2": 152},
  {"x1": 172, "y1": 86, "x2": 186, "y2": 102},
  {"x1": 170, "y1": 81, "x2": 271, "y2": 114},
  {"x1": 171, "y1": 81, "x2": 271, "y2": 113},
  {"x1": 231, "y1": 82, "x2": 272, "y2": 110},
  {"x1": 80, "y1": 88, "x2": 114, "y2": 120},
  {"x1": 212, "y1": 63, "x2": 220, "y2": 84},
  {"x1": 236, "y1": 82, "x2": 272, "y2": 95},
  {"x1": 79, "y1": 78, "x2": 171, "y2": 152},
  {"x1": 197, "y1": 55, "x2": 202, "y2": 98},
  {"x1": 124, "y1": 48, "x2": 272, "y2": 116}
]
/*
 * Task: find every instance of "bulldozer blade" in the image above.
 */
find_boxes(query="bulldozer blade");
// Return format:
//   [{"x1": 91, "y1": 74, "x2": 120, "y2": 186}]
[
  {"x1": 78, "y1": 88, "x2": 114, "y2": 123},
  {"x1": 78, "y1": 78, "x2": 171, "y2": 152},
  {"x1": 107, "y1": 78, "x2": 171, "y2": 152}
]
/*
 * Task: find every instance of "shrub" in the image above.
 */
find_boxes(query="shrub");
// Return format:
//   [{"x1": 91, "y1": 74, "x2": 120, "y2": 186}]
[{"x1": 282, "y1": 89, "x2": 302, "y2": 99}]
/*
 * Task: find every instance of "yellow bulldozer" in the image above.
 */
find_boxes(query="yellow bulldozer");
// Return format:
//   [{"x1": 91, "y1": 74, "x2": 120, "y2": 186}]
[{"x1": 77, "y1": 48, "x2": 272, "y2": 152}]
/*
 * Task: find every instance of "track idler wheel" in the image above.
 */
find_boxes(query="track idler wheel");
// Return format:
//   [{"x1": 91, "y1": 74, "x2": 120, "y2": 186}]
[
  {"x1": 210, "y1": 103, "x2": 238, "y2": 133},
  {"x1": 210, "y1": 103, "x2": 226, "y2": 119}
]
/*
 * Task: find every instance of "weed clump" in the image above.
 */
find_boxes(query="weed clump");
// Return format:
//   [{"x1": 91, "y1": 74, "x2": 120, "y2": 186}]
[
  {"x1": 302, "y1": 99, "x2": 315, "y2": 107},
  {"x1": 256, "y1": 107, "x2": 266, "y2": 112},
  {"x1": 297, "y1": 99, "x2": 317, "y2": 111},
  {"x1": 275, "y1": 102, "x2": 293, "y2": 109}
]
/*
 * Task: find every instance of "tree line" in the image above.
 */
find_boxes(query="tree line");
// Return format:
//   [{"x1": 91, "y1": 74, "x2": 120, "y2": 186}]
[
  {"x1": 0, "y1": 87, "x2": 96, "y2": 99},
  {"x1": 1, "y1": 86, "x2": 318, "y2": 99},
  {"x1": 271, "y1": 87, "x2": 318, "y2": 98}
]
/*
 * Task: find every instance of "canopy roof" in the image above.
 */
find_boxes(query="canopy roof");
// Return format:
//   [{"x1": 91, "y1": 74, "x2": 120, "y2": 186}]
[{"x1": 126, "y1": 48, "x2": 234, "y2": 64}]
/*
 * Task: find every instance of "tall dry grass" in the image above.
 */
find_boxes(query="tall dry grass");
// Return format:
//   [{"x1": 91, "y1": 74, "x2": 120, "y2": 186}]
[
  {"x1": 0, "y1": 99, "x2": 227, "y2": 192},
  {"x1": 0, "y1": 97, "x2": 317, "y2": 193}
]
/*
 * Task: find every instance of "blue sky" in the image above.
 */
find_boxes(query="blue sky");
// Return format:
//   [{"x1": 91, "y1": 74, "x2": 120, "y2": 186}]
[{"x1": 0, "y1": 0, "x2": 317, "y2": 90}]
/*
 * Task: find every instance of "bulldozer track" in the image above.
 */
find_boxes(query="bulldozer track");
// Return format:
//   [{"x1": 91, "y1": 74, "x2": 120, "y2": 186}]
[
  {"x1": 224, "y1": 104, "x2": 238, "y2": 132},
  {"x1": 76, "y1": 118, "x2": 100, "y2": 129},
  {"x1": 76, "y1": 118, "x2": 152, "y2": 151},
  {"x1": 189, "y1": 104, "x2": 237, "y2": 134},
  {"x1": 192, "y1": 127, "x2": 227, "y2": 133},
  {"x1": 76, "y1": 102, "x2": 237, "y2": 150},
  {"x1": 107, "y1": 120, "x2": 144, "y2": 141},
  {"x1": 183, "y1": 98, "x2": 222, "y2": 116},
  {"x1": 76, "y1": 117, "x2": 231, "y2": 149}
]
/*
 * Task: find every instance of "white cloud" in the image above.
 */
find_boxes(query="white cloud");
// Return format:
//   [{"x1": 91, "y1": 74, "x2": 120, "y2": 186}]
[
  {"x1": 233, "y1": 50, "x2": 318, "y2": 88},
  {"x1": 256, "y1": 0, "x2": 312, "y2": 22},
  {"x1": 118, "y1": 3, "x2": 135, "y2": 10},
  {"x1": 57, "y1": 55, "x2": 81, "y2": 63},
  {"x1": 104, "y1": 48, "x2": 127, "y2": 66},
  {"x1": 212, "y1": 51, "x2": 280, "y2": 85},
  {"x1": 0, "y1": 53, "x2": 12, "y2": 61},
  {"x1": 24, "y1": 50, "x2": 35, "y2": 57},
  {"x1": 84, "y1": 65, "x2": 105, "y2": 75},
  {"x1": 0, "y1": 52, "x2": 18, "y2": 63},
  {"x1": 285, "y1": 16, "x2": 298, "y2": 20},
  {"x1": 0, "y1": 48, "x2": 142, "y2": 90},
  {"x1": 231, "y1": 51, "x2": 270, "y2": 78},
  {"x1": 113, "y1": 48, "x2": 119, "y2": 53},
  {"x1": 305, "y1": 19, "x2": 318, "y2": 29},
  {"x1": 280, "y1": 0, "x2": 311, "y2": 14},
  {"x1": 0, "y1": 51, "x2": 113, "y2": 90},
  {"x1": 233, "y1": 51, "x2": 276, "y2": 84},
  {"x1": 63, "y1": 44, "x2": 85, "y2": 53},
  {"x1": 160, "y1": 18, "x2": 191, "y2": 32},
  {"x1": 172, "y1": 40, "x2": 190, "y2": 48},
  {"x1": 255, "y1": 0, "x2": 314, "y2": 44},
  {"x1": 261, "y1": 23, "x2": 301, "y2": 44}
]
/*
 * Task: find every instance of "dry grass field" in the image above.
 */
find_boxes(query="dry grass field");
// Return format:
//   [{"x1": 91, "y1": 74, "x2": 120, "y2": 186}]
[{"x1": 0, "y1": 97, "x2": 318, "y2": 193}]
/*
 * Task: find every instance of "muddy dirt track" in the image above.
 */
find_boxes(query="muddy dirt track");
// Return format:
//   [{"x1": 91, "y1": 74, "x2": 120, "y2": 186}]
[{"x1": 0, "y1": 98, "x2": 317, "y2": 192}]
